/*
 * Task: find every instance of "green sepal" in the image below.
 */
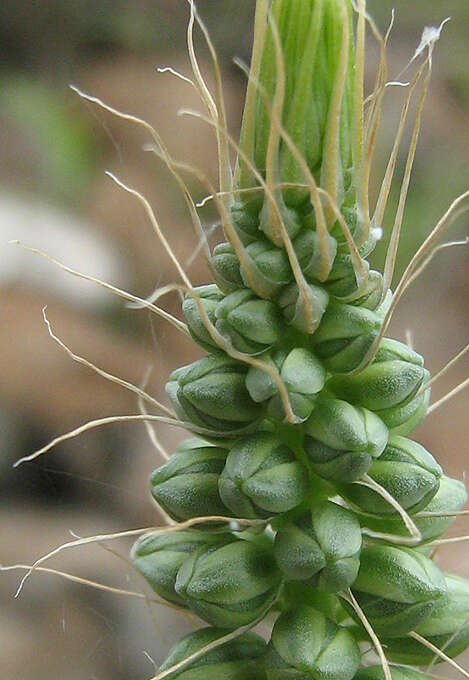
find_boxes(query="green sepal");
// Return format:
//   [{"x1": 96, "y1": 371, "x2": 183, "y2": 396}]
[
  {"x1": 384, "y1": 573, "x2": 469, "y2": 665},
  {"x1": 158, "y1": 627, "x2": 267, "y2": 679},
  {"x1": 182, "y1": 285, "x2": 224, "y2": 352},
  {"x1": 303, "y1": 399, "x2": 388, "y2": 483},
  {"x1": 150, "y1": 441, "x2": 229, "y2": 522},
  {"x1": 166, "y1": 355, "x2": 263, "y2": 433},
  {"x1": 311, "y1": 302, "x2": 383, "y2": 373},
  {"x1": 219, "y1": 432, "x2": 310, "y2": 519},
  {"x1": 266, "y1": 605, "x2": 360, "y2": 680},
  {"x1": 354, "y1": 474, "x2": 467, "y2": 541},
  {"x1": 274, "y1": 501, "x2": 362, "y2": 592},
  {"x1": 215, "y1": 288, "x2": 285, "y2": 354},
  {"x1": 175, "y1": 537, "x2": 281, "y2": 628},
  {"x1": 246, "y1": 348, "x2": 326, "y2": 421},
  {"x1": 278, "y1": 282, "x2": 329, "y2": 334},
  {"x1": 341, "y1": 435, "x2": 442, "y2": 516},
  {"x1": 230, "y1": 201, "x2": 262, "y2": 245},
  {"x1": 131, "y1": 530, "x2": 228, "y2": 606},
  {"x1": 241, "y1": 239, "x2": 293, "y2": 299},
  {"x1": 328, "y1": 353, "x2": 428, "y2": 431},
  {"x1": 211, "y1": 242, "x2": 244, "y2": 293},
  {"x1": 350, "y1": 545, "x2": 446, "y2": 636},
  {"x1": 293, "y1": 230, "x2": 338, "y2": 283}
]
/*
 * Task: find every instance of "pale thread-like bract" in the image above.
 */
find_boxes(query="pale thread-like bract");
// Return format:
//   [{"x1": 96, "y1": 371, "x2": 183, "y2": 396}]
[{"x1": 8, "y1": 1, "x2": 469, "y2": 679}]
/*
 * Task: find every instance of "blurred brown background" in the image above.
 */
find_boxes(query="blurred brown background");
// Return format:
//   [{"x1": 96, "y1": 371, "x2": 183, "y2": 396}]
[{"x1": 1, "y1": 1, "x2": 468, "y2": 678}]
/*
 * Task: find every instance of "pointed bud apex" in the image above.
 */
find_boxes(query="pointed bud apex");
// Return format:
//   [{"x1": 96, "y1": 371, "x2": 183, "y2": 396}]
[
  {"x1": 158, "y1": 627, "x2": 267, "y2": 679},
  {"x1": 304, "y1": 398, "x2": 388, "y2": 482},
  {"x1": 266, "y1": 605, "x2": 360, "y2": 680},
  {"x1": 342, "y1": 435, "x2": 442, "y2": 516},
  {"x1": 274, "y1": 501, "x2": 362, "y2": 592},
  {"x1": 175, "y1": 537, "x2": 281, "y2": 629},
  {"x1": 219, "y1": 432, "x2": 310, "y2": 518}
]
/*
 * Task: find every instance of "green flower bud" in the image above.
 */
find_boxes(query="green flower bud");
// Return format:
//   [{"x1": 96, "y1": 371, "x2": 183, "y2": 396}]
[
  {"x1": 342, "y1": 435, "x2": 442, "y2": 516},
  {"x1": 352, "y1": 475, "x2": 467, "y2": 542},
  {"x1": 351, "y1": 545, "x2": 447, "y2": 637},
  {"x1": 242, "y1": 239, "x2": 293, "y2": 299},
  {"x1": 328, "y1": 341, "x2": 429, "y2": 432},
  {"x1": 211, "y1": 242, "x2": 244, "y2": 294},
  {"x1": 265, "y1": 605, "x2": 360, "y2": 680},
  {"x1": 311, "y1": 297, "x2": 390, "y2": 373},
  {"x1": 150, "y1": 439, "x2": 229, "y2": 522},
  {"x1": 166, "y1": 355, "x2": 263, "y2": 433},
  {"x1": 246, "y1": 348, "x2": 326, "y2": 421},
  {"x1": 384, "y1": 574, "x2": 469, "y2": 666},
  {"x1": 303, "y1": 399, "x2": 388, "y2": 483},
  {"x1": 274, "y1": 501, "x2": 362, "y2": 592},
  {"x1": 158, "y1": 627, "x2": 267, "y2": 679},
  {"x1": 182, "y1": 285, "x2": 224, "y2": 352},
  {"x1": 219, "y1": 433, "x2": 310, "y2": 519},
  {"x1": 354, "y1": 667, "x2": 430, "y2": 680},
  {"x1": 215, "y1": 289, "x2": 285, "y2": 354},
  {"x1": 175, "y1": 537, "x2": 281, "y2": 628},
  {"x1": 230, "y1": 200, "x2": 263, "y2": 245},
  {"x1": 278, "y1": 282, "x2": 329, "y2": 334},
  {"x1": 131, "y1": 530, "x2": 226, "y2": 606},
  {"x1": 293, "y1": 230, "x2": 338, "y2": 283}
]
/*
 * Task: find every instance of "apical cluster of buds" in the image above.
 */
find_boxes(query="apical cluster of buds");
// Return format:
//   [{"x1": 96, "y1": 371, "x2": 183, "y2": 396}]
[{"x1": 131, "y1": 1, "x2": 468, "y2": 678}]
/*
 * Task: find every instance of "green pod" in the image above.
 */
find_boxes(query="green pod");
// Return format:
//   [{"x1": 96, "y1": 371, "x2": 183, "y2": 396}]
[
  {"x1": 328, "y1": 340, "x2": 429, "y2": 432},
  {"x1": 182, "y1": 285, "x2": 224, "y2": 352},
  {"x1": 351, "y1": 545, "x2": 447, "y2": 637},
  {"x1": 354, "y1": 475, "x2": 467, "y2": 541},
  {"x1": 219, "y1": 433, "x2": 310, "y2": 519},
  {"x1": 246, "y1": 348, "x2": 326, "y2": 421},
  {"x1": 342, "y1": 435, "x2": 442, "y2": 516},
  {"x1": 166, "y1": 355, "x2": 263, "y2": 433},
  {"x1": 293, "y1": 230, "x2": 338, "y2": 283},
  {"x1": 175, "y1": 537, "x2": 281, "y2": 629},
  {"x1": 354, "y1": 667, "x2": 430, "y2": 679},
  {"x1": 265, "y1": 605, "x2": 360, "y2": 680},
  {"x1": 384, "y1": 574, "x2": 469, "y2": 665},
  {"x1": 211, "y1": 243, "x2": 244, "y2": 294},
  {"x1": 303, "y1": 399, "x2": 388, "y2": 483},
  {"x1": 274, "y1": 501, "x2": 362, "y2": 592},
  {"x1": 158, "y1": 627, "x2": 267, "y2": 679},
  {"x1": 215, "y1": 289, "x2": 285, "y2": 355},
  {"x1": 131, "y1": 530, "x2": 227, "y2": 606},
  {"x1": 150, "y1": 439, "x2": 229, "y2": 522},
  {"x1": 311, "y1": 302, "x2": 383, "y2": 373},
  {"x1": 278, "y1": 282, "x2": 329, "y2": 334}
]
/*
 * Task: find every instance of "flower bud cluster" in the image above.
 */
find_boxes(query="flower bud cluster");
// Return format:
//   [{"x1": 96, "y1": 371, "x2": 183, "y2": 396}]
[{"x1": 130, "y1": 1, "x2": 468, "y2": 677}]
